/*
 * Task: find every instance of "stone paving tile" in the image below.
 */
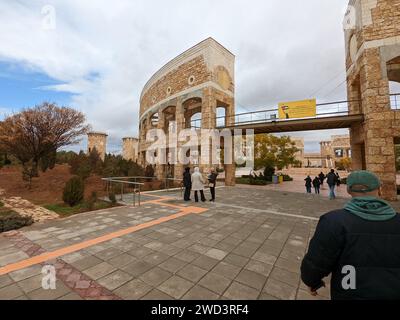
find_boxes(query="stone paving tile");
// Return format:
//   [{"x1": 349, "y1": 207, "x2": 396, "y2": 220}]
[
  {"x1": 274, "y1": 257, "x2": 301, "y2": 274},
  {"x1": 0, "y1": 283, "x2": 25, "y2": 299},
  {"x1": 263, "y1": 278, "x2": 297, "y2": 300},
  {"x1": 58, "y1": 292, "x2": 83, "y2": 300},
  {"x1": 204, "y1": 248, "x2": 228, "y2": 261},
  {"x1": 0, "y1": 251, "x2": 29, "y2": 266},
  {"x1": 235, "y1": 270, "x2": 267, "y2": 291},
  {"x1": 159, "y1": 257, "x2": 187, "y2": 274},
  {"x1": 198, "y1": 273, "x2": 231, "y2": 295},
  {"x1": 141, "y1": 289, "x2": 174, "y2": 300},
  {"x1": 16, "y1": 274, "x2": 44, "y2": 293},
  {"x1": 128, "y1": 247, "x2": 154, "y2": 259},
  {"x1": 183, "y1": 285, "x2": 219, "y2": 300},
  {"x1": 192, "y1": 255, "x2": 219, "y2": 271},
  {"x1": 296, "y1": 289, "x2": 328, "y2": 300},
  {"x1": 270, "y1": 267, "x2": 300, "y2": 287},
  {"x1": 244, "y1": 259, "x2": 273, "y2": 277},
  {"x1": 143, "y1": 252, "x2": 170, "y2": 266},
  {"x1": 211, "y1": 262, "x2": 241, "y2": 280},
  {"x1": 0, "y1": 275, "x2": 13, "y2": 289},
  {"x1": 252, "y1": 251, "x2": 278, "y2": 265},
  {"x1": 95, "y1": 247, "x2": 124, "y2": 261},
  {"x1": 139, "y1": 267, "x2": 172, "y2": 287},
  {"x1": 70, "y1": 255, "x2": 103, "y2": 271},
  {"x1": 27, "y1": 281, "x2": 71, "y2": 300},
  {"x1": 174, "y1": 250, "x2": 200, "y2": 263},
  {"x1": 83, "y1": 262, "x2": 117, "y2": 280},
  {"x1": 259, "y1": 293, "x2": 279, "y2": 300},
  {"x1": 177, "y1": 264, "x2": 208, "y2": 283},
  {"x1": 9, "y1": 265, "x2": 42, "y2": 282},
  {"x1": 97, "y1": 270, "x2": 132, "y2": 291},
  {"x1": 223, "y1": 253, "x2": 249, "y2": 268},
  {"x1": 113, "y1": 279, "x2": 152, "y2": 300},
  {"x1": 158, "y1": 276, "x2": 194, "y2": 299},
  {"x1": 107, "y1": 253, "x2": 138, "y2": 268},
  {"x1": 223, "y1": 281, "x2": 260, "y2": 300},
  {"x1": 122, "y1": 260, "x2": 154, "y2": 277}
]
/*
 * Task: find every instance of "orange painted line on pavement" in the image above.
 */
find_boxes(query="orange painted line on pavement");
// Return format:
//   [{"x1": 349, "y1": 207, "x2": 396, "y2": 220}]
[{"x1": 0, "y1": 205, "x2": 208, "y2": 276}]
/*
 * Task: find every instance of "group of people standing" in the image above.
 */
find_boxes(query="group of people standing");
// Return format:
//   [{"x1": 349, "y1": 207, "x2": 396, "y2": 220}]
[
  {"x1": 183, "y1": 167, "x2": 218, "y2": 203},
  {"x1": 305, "y1": 169, "x2": 341, "y2": 199}
]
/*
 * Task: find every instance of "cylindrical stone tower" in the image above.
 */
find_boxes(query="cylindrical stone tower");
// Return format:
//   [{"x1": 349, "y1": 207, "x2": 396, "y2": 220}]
[
  {"x1": 87, "y1": 132, "x2": 108, "y2": 161},
  {"x1": 122, "y1": 137, "x2": 139, "y2": 162}
]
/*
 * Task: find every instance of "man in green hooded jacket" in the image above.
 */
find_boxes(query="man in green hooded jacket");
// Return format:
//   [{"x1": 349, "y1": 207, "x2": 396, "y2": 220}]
[{"x1": 301, "y1": 170, "x2": 400, "y2": 300}]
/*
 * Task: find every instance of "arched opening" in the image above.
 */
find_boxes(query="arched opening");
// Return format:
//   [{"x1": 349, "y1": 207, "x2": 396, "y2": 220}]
[
  {"x1": 162, "y1": 106, "x2": 176, "y2": 133},
  {"x1": 150, "y1": 112, "x2": 159, "y2": 127},
  {"x1": 183, "y1": 97, "x2": 202, "y2": 129},
  {"x1": 216, "y1": 106, "x2": 226, "y2": 128}
]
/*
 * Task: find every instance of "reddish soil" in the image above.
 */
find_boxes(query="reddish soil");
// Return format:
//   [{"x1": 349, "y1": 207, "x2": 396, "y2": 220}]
[{"x1": 0, "y1": 165, "x2": 105, "y2": 206}]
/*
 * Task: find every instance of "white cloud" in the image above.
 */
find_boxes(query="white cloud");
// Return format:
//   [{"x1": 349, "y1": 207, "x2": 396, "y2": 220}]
[{"x1": 0, "y1": 0, "x2": 350, "y2": 151}]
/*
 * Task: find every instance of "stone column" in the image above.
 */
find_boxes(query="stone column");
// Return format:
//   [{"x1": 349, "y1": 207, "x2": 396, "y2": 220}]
[
  {"x1": 359, "y1": 48, "x2": 397, "y2": 200},
  {"x1": 224, "y1": 98, "x2": 236, "y2": 186},
  {"x1": 174, "y1": 98, "x2": 185, "y2": 181},
  {"x1": 155, "y1": 111, "x2": 166, "y2": 180}
]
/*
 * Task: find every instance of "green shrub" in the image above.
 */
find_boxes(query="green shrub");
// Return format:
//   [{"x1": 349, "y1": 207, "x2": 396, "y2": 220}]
[
  {"x1": 108, "y1": 192, "x2": 117, "y2": 204},
  {"x1": 86, "y1": 191, "x2": 97, "y2": 211},
  {"x1": 0, "y1": 201, "x2": 3, "y2": 207},
  {"x1": 63, "y1": 176, "x2": 85, "y2": 207},
  {"x1": 0, "y1": 211, "x2": 33, "y2": 233},
  {"x1": 282, "y1": 174, "x2": 293, "y2": 182}
]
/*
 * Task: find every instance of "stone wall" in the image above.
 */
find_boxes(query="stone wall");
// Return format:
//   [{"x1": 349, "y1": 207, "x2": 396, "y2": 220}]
[{"x1": 345, "y1": 0, "x2": 400, "y2": 200}]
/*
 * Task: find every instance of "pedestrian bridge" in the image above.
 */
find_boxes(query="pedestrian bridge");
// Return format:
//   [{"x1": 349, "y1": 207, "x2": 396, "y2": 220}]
[{"x1": 191, "y1": 94, "x2": 400, "y2": 134}]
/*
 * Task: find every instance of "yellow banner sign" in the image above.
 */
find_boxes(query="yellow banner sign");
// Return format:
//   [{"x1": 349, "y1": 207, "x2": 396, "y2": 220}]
[{"x1": 278, "y1": 99, "x2": 316, "y2": 119}]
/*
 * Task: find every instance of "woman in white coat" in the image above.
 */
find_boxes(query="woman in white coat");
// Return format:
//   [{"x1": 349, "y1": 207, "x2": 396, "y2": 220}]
[{"x1": 191, "y1": 167, "x2": 206, "y2": 202}]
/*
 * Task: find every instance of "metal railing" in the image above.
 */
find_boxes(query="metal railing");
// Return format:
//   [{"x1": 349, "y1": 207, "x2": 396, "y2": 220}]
[
  {"x1": 102, "y1": 177, "x2": 144, "y2": 207},
  {"x1": 102, "y1": 176, "x2": 184, "y2": 206}
]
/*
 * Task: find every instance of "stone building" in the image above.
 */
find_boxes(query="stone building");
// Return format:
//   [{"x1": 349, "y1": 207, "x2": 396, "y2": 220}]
[
  {"x1": 293, "y1": 135, "x2": 351, "y2": 168},
  {"x1": 87, "y1": 132, "x2": 107, "y2": 161},
  {"x1": 138, "y1": 37, "x2": 236, "y2": 184},
  {"x1": 345, "y1": 0, "x2": 400, "y2": 200},
  {"x1": 122, "y1": 137, "x2": 139, "y2": 162}
]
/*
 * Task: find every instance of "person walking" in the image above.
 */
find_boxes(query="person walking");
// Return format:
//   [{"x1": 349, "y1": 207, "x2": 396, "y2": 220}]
[
  {"x1": 312, "y1": 176, "x2": 321, "y2": 194},
  {"x1": 301, "y1": 171, "x2": 400, "y2": 300},
  {"x1": 208, "y1": 167, "x2": 218, "y2": 202},
  {"x1": 305, "y1": 175, "x2": 312, "y2": 194},
  {"x1": 336, "y1": 172, "x2": 341, "y2": 187},
  {"x1": 191, "y1": 167, "x2": 206, "y2": 202},
  {"x1": 318, "y1": 172, "x2": 326, "y2": 187},
  {"x1": 327, "y1": 169, "x2": 338, "y2": 200},
  {"x1": 183, "y1": 167, "x2": 192, "y2": 201}
]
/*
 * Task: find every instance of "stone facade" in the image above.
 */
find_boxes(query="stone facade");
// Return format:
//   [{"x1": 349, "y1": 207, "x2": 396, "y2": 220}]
[
  {"x1": 293, "y1": 135, "x2": 351, "y2": 168},
  {"x1": 122, "y1": 137, "x2": 139, "y2": 162},
  {"x1": 87, "y1": 132, "x2": 107, "y2": 161},
  {"x1": 345, "y1": 0, "x2": 400, "y2": 200},
  {"x1": 138, "y1": 38, "x2": 236, "y2": 184}
]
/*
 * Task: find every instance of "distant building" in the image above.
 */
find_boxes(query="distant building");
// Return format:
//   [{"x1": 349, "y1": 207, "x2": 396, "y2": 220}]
[{"x1": 292, "y1": 135, "x2": 350, "y2": 168}]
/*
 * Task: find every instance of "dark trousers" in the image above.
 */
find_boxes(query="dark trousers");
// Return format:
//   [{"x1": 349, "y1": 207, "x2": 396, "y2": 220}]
[
  {"x1": 306, "y1": 186, "x2": 312, "y2": 193},
  {"x1": 194, "y1": 190, "x2": 206, "y2": 202},
  {"x1": 210, "y1": 187, "x2": 216, "y2": 201},
  {"x1": 314, "y1": 187, "x2": 320, "y2": 194},
  {"x1": 184, "y1": 187, "x2": 191, "y2": 201}
]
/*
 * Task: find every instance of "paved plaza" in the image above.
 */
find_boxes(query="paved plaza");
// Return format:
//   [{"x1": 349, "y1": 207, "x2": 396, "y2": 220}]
[{"x1": 0, "y1": 186, "x2": 398, "y2": 300}]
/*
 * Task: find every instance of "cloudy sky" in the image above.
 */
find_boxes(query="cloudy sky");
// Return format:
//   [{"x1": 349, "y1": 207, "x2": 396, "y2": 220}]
[{"x1": 0, "y1": 0, "x2": 355, "y2": 153}]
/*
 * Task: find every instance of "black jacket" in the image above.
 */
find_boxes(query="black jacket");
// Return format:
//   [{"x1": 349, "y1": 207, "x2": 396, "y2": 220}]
[
  {"x1": 326, "y1": 172, "x2": 337, "y2": 186},
  {"x1": 208, "y1": 172, "x2": 218, "y2": 184},
  {"x1": 304, "y1": 177, "x2": 312, "y2": 187},
  {"x1": 183, "y1": 171, "x2": 191, "y2": 188},
  {"x1": 301, "y1": 209, "x2": 400, "y2": 300}
]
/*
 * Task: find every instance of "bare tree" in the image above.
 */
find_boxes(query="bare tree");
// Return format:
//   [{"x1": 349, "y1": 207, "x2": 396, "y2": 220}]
[{"x1": 0, "y1": 102, "x2": 90, "y2": 185}]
